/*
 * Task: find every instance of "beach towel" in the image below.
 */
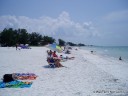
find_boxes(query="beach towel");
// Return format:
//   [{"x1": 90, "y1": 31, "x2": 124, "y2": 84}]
[
  {"x1": 12, "y1": 73, "x2": 37, "y2": 80},
  {"x1": 0, "y1": 80, "x2": 32, "y2": 88}
]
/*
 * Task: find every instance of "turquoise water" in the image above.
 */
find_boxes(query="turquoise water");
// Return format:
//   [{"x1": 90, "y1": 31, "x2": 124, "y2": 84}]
[{"x1": 82, "y1": 46, "x2": 128, "y2": 62}]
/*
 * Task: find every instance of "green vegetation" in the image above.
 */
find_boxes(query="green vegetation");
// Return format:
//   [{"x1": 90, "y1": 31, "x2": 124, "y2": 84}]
[
  {"x1": 58, "y1": 39, "x2": 65, "y2": 46},
  {"x1": 0, "y1": 28, "x2": 85, "y2": 47}
]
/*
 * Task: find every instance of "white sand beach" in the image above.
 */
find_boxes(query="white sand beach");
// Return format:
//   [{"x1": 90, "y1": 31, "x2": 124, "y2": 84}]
[{"x1": 0, "y1": 47, "x2": 128, "y2": 96}]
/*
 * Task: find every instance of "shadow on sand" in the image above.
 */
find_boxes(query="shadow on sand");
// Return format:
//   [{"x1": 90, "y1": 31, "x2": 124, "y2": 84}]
[{"x1": 42, "y1": 65, "x2": 55, "y2": 69}]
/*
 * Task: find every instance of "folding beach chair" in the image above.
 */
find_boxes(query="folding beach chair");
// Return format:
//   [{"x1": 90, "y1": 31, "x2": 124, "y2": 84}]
[
  {"x1": 49, "y1": 63, "x2": 56, "y2": 68},
  {"x1": 48, "y1": 58, "x2": 56, "y2": 68}
]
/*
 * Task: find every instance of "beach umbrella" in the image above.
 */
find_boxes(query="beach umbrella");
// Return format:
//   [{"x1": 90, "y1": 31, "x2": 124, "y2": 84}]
[{"x1": 48, "y1": 44, "x2": 62, "y2": 52}]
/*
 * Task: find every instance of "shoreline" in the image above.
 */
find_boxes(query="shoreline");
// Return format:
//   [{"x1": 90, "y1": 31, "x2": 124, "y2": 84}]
[
  {"x1": 80, "y1": 46, "x2": 128, "y2": 63},
  {"x1": 0, "y1": 47, "x2": 128, "y2": 96},
  {"x1": 77, "y1": 48, "x2": 128, "y2": 78}
]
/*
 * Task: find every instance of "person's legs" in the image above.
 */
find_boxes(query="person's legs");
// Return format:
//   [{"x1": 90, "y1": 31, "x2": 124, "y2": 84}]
[
  {"x1": 54, "y1": 60, "x2": 59, "y2": 68},
  {"x1": 55, "y1": 60, "x2": 64, "y2": 68}
]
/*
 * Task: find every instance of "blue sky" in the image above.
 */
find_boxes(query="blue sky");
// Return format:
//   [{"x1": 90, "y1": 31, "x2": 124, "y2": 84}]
[{"x1": 0, "y1": 0, "x2": 128, "y2": 46}]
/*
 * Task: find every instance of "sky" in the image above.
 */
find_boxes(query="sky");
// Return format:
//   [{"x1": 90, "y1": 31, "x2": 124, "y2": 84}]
[{"x1": 0, "y1": 0, "x2": 128, "y2": 46}]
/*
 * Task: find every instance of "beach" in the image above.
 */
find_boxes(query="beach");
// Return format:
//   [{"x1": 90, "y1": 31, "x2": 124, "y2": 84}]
[{"x1": 0, "y1": 47, "x2": 128, "y2": 96}]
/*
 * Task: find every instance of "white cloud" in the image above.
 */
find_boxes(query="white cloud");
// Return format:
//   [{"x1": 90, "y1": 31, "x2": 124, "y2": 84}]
[{"x1": 0, "y1": 11, "x2": 98, "y2": 43}]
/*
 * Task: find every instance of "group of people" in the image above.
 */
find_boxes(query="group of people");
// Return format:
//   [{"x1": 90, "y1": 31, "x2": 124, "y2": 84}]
[
  {"x1": 46, "y1": 50, "x2": 75, "y2": 68},
  {"x1": 47, "y1": 50, "x2": 65, "y2": 68}
]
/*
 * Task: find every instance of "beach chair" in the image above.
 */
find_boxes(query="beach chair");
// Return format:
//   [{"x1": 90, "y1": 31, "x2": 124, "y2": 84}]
[
  {"x1": 48, "y1": 58, "x2": 56, "y2": 68},
  {"x1": 49, "y1": 63, "x2": 56, "y2": 68}
]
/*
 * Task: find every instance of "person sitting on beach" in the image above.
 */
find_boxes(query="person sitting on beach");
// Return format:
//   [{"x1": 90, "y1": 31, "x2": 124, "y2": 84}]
[
  {"x1": 47, "y1": 50, "x2": 55, "y2": 67},
  {"x1": 47, "y1": 57, "x2": 55, "y2": 67},
  {"x1": 65, "y1": 50, "x2": 71, "y2": 54},
  {"x1": 52, "y1": 51, "x2": 61, "y2": 60},
  {"x1": 47, "y1": 50, "x2": 53, "y2": 61},
  {"x1": 52, "y1": 51, "x2": 58, "y2": 57},
  {"x1": 119, "y1": 56, "x2": 122, "y2": 60},
  {"x1": 47, "y1": 57, "x2": 64, "y2": 68},
  {"x1": 55, "y1": 59, "x2": 64, "y2": 68},
  {"x1": 52, "y1": 51, "x2": 64, "y2": 67},
  {"x1": 49, "y1": 50, "x2": 52, "y2": 55},
  {"x1": 47, "y1": 50, "x2": 55, "y2": 66},
  {"x1": 60, "y1": 55, "x2": 75, "y2": 60},
  {"x1": 91, "y1": 51, "x2": 93, "y2": 54}
]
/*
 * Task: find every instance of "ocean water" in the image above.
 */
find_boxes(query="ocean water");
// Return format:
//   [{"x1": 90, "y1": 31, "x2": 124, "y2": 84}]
[{"x1": 81, "y1": 46, "x2": 128, "y2": 62}]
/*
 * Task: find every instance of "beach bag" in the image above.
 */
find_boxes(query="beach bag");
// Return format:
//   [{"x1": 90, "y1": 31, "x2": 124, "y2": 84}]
[{"x1": 3, "y1": 74, "x2": 14, "y2": 83}]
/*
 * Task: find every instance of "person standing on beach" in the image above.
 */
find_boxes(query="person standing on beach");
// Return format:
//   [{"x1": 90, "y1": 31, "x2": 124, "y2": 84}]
[
  {"x1": 16, "y1": 43, "x2": 20, "y2": 50},
  {"x1": 16, "y1": 43, "x2": 18, "y2": 50}
]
